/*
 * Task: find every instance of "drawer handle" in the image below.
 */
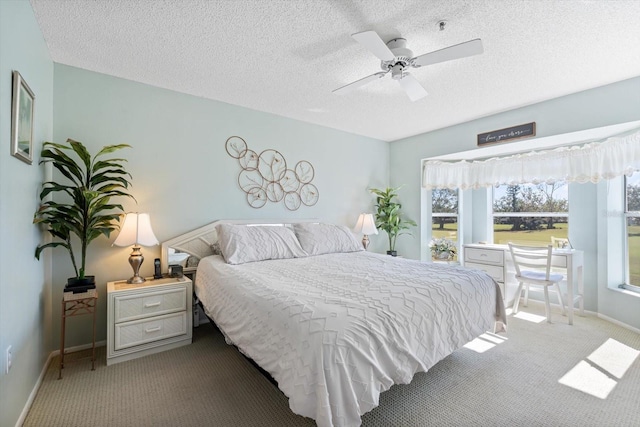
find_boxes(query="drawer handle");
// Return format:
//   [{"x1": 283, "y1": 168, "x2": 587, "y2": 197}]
[
  {"x1": 145, "y1": 326, "x2": 162, "y2": 333},
  {"x1": 144, "y1": 302, "x2": 161, "y2": 308},
  {"x1": 480, "y1": 253, "x2": 487, "y2": 257}
]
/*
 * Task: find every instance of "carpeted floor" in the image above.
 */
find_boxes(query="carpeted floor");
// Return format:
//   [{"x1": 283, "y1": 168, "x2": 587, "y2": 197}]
[{"x1": 24, "y1": 303, "x2": 640, "y2": 427}]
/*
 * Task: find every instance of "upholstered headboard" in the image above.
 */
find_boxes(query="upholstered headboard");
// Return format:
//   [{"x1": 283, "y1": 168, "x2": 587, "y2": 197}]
[{"x1": 160, "y1": 219, "x2": 319, "y2": 275}]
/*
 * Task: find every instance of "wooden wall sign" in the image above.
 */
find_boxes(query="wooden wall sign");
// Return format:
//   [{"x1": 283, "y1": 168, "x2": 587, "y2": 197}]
[{"x1": 477, "y1": 122, "x2": 536, "y2": 146}]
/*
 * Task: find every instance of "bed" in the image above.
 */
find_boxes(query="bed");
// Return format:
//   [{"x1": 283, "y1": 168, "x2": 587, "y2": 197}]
[{"x1": 162, "y1": 220, "x2": 506, "y2": 427}]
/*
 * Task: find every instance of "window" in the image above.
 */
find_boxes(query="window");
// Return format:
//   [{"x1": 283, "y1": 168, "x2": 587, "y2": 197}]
[
  {"x1": 492, "y1": 182, "x2": 569, "y2": 245},
  {"x1": 432, "y1": 188, "x2": 459, "y2": 243},
  {"x1": 625, "y1": 172, "x2": 640, "y2": 289}
]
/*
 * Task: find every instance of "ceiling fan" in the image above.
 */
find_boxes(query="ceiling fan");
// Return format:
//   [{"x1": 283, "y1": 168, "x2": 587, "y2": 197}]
[{"x1": 333, "y1": 30, "x2": 483, "y2": 101}]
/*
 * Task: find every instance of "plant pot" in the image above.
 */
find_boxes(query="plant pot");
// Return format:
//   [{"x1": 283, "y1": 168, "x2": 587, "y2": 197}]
[
  {"x1": 67, "y1": 276, "x2": 96, "y2": 287},
  {"x1": 65, "y1": 276, "x2": 96, "y2": 293},
  {"x1": 387, "y1": 251, "x2": 397, "y2": 257}
]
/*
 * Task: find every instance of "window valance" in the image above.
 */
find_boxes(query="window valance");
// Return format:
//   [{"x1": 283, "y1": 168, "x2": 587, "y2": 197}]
[{"x1": 422, "y1": 128, "x2": 640, "y2": 190}]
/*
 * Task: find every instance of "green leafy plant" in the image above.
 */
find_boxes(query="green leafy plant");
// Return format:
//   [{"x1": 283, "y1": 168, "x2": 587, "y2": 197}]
[
  {"x1": 370, "y1": 186, "x2": 416, "y2": 253},
  {"x1": 33, "y1": 139, "x2": 134, "y2": 281}
]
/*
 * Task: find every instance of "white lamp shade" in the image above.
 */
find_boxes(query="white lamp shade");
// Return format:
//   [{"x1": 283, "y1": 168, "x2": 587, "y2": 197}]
[
  {"x1": 113, "y1": 213, "x2": 159, "y2": 247},
  {"x1": 353, "y1": 213, "x2": 378, "y2": 235}
]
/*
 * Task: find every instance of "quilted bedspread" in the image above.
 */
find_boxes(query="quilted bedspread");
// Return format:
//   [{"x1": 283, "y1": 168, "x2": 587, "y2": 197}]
[{"x1": 195, "y1": 252, "x2": 506, "y2": 427}]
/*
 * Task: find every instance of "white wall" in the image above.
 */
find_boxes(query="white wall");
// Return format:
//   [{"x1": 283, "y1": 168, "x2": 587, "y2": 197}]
[
  {"x1": 389, "y1": 76, "x2": 640, "y2": 329},
  {"x1": 51, "y1": 64, "x2": 389, "y2": 347},
  {"x1": 0, "y1": 1, "x2": 53, "y2": 426}
]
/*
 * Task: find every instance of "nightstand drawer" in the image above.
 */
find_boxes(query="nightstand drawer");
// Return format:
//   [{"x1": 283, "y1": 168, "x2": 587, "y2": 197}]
[
  {"x1": 114, "y1": 312, "x2": 187, "y2": 350},
  {"x1": 465, "y1": 262, "x2": 505, "y2": 282},
  {"x1": 114, "y1": 287, "x2": 187, "y2": 323},
  {"x1": 465, "y1": 247, "x2": 504, "y2": 265}
]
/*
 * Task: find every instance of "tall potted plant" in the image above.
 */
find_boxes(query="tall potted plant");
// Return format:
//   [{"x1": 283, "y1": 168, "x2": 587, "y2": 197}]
[
  {"x1": 34, "y1": 139, "x2": 134, "y2": 290},
  {"x1": 370, "y1": 186, "x2": 416, "y2": 256}
]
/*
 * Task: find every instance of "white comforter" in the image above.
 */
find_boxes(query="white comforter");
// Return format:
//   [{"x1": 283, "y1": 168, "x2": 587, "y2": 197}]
[{"x1": 195, "y1": 252, "x2": 506, "y2": 427}]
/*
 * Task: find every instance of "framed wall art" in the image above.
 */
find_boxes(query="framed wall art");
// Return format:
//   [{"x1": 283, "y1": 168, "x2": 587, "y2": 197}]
[
  {"x1": 11, "y1": 70, "x2": 35, "y2": 164},
  {"x1": 477, "y1": 122, "x2": 536, "y2": 146}
]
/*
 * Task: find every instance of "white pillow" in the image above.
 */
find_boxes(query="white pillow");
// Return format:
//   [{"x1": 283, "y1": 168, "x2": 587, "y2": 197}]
[
  {"x1": 293, "y1": 223, "x2": 364, "y2": 256},
  {"x1": 215, "y1": 224, "x2": 308, "y2": 265},
  {"x1": 168, "y1": 249, "x2": 191, "y2": 267}
]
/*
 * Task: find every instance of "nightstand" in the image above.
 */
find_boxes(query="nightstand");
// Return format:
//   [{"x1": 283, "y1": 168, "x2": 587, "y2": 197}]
[
  {"x1": 463, "y1": 244, "x2": 506, "y2": 299},
  {"x1": 107, "y1": 277, "x2": 192, "y2": 366}
]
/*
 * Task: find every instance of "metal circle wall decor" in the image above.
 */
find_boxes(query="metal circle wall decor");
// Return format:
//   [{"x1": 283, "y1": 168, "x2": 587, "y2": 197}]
[
  {"x1": 281, "y1": 169, "x2": 300, "y2": 192},
  {"x1": 225, "y1": 136, "x2": 319, "y2": 210},
  {"x1": 247, "y1": 187, "x2": 267, "y2": 208},
  {"x1": 300, "y1": 183, "x2": 319, "y2": 206},
  {"x1": 239, "y1": 149, "x2": 258, "y2": 170},
  {"x1": 284, "y1": 191, "x2": 302, "y2": 211},
  {"x1": 225, "y1": 136, "x2": 248, "y2": 159},
  {"x1": 258, "y1": 149, "x2": 287, "y2": 182},
  {"x1": 295, "y1": 160, "x2": 315, "y2": 184}
]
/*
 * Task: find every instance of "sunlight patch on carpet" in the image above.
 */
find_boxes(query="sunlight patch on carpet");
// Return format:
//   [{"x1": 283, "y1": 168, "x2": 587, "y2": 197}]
[
  {"x1": 558, "y1": 361, "x2": 617, "y2": 399},
  {"x1": 587, "y1": 338, "x2": 640, "y2": 379},
  {"x1": 558, "y1": 338, "x2": 640, "y2": 399},
  {"x1": 463, "y1": 333, "x2": 508, "y2": 353},
  {"x1": 512, "y1": 311, "x2": 546, "y2": 323}
]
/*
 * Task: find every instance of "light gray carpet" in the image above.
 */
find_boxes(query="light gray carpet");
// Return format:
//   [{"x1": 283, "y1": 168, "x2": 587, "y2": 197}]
[{"x1": 24, "y1": 303, "x2": 640, "y2": 427}]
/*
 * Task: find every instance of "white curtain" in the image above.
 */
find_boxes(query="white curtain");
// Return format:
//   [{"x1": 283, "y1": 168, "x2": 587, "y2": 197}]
[{"x1": 422, "y1": 128, "x2": 640, "y2": 190}]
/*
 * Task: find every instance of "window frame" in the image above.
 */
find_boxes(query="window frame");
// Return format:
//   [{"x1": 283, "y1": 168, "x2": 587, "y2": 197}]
[
  {"x1": 430, "y1": 188, "x2": 460, "y2": 249},
  {"x1": 623, "y1": 173, "x2": 640, "y2": 293}
]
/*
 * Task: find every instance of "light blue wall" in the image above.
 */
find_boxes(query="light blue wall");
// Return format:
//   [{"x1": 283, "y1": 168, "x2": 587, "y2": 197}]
[
  {"x1": 52, "y1": 64, "x2": 389, "y2": 347},
  {"x1": 0, "y1": 1, "x2": 54, "y2": 426},
  {"x1": 390, "y1": 76, "x2": 640, "y2": 329},
  {"x1": 2, "y1": 4, "x2": 639, "y2": 423}
]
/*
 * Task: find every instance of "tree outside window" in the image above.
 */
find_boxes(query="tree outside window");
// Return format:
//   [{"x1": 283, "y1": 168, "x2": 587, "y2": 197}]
[
  {"x1": 492, "y1": 182, "x2": 568, "y2": 245},
  {"x1": 431, "y1": 189, "x2": 458, "y2": 242},
  {"x1": 626, "y1": 172, "x2": 640, "y2": 287}
]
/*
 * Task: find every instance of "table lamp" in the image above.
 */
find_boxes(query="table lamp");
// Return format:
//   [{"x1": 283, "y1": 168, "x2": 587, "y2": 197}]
[
  {"x1": 353, "y1": 213, "x2": 378, "y2": 250},
  {"x1": 113, "y1": 213, "x2": 159, "y2": 283}
]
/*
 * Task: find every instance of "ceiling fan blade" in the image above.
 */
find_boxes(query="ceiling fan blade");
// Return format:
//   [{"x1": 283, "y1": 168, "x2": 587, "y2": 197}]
[
  {"x1": 333, "y1": 72, "x2": 387, "y2": 95},
  {"x1": 398, "y1": 73, "x2": 428, "y2": 101},
  {"x1": 412, "y1": 38, "x2": 483, "y2": 67},
  {"x1": 352, "y1": 31, "x2": 395, "y2": 61}
]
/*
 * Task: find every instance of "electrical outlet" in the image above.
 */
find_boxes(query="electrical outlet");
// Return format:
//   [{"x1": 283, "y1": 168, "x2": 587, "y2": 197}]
[{"x1": 5, "y1": 345, "x2": 11, "y2": 374}]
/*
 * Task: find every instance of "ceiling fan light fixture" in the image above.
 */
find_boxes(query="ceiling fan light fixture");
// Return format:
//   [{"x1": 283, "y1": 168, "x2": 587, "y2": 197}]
[{"x1": 391, "y1": 64, "x2": 404, "y2": 80}]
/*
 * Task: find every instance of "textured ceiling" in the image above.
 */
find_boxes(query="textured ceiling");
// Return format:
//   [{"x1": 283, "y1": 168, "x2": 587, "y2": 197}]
[{"x1": 30, "y1": 0, "x2": 640, "y2": 142}]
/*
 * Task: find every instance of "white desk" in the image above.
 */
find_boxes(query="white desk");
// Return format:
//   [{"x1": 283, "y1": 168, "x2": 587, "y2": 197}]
[{"x1": 463, "y1": 244, "x2": 584, "y2": 325}]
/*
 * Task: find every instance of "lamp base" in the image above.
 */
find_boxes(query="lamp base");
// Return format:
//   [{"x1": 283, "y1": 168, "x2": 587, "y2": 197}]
[
  {"x1": 362, "y1": 234, "x2": 370, "y2": 250},
  {"x1": 127, "y1": 275, "x2": 146, "y2": 284},
  {"x1": 127, "y1": 246, "x2": 146, "y2": 284}
]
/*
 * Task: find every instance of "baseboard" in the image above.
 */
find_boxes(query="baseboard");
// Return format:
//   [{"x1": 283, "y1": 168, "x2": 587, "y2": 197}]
[
  {"x1": 15, "y1": 351, "x2": 54, "y2": 427},
  {"x1": 513, "y1": 299, "x2": 640, "y2": 331},
  {"x1": 16, "y1": 341, "x2": 106, "y2": 427},
  {"x1": 597, "y1": 313, "x2": 640, "y2": 334},
  {"x1": 50, "y1": 340, "x2": 106, "y2": 357}
]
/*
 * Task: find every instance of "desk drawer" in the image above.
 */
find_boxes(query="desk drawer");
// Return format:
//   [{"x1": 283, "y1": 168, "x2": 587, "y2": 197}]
[
  {"x1": 465, "y1": 247, "x2": 504, "y2": 265},
  {"x1": 114, "y1": 312, "x2": 187, "y2": 350},
  {"x1": 465, "y1": 262, "x2": 505, "y2": 282},
  {"x1": 551, "y1": 255, "x2": 568, "y2": 268},
  {"x1": 114, "y1": 287, "x2": 186, "y2": 323}
]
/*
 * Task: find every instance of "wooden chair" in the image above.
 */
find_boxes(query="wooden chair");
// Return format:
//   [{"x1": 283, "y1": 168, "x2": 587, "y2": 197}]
[{"x1": 508, "y1": 243, "x2": 566, "y2": 323}]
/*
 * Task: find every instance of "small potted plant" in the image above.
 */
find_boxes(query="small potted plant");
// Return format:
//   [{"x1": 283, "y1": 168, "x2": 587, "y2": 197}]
[
  {"x1": 33, "y1": 139, "x2": 134, "y2": 291},
  {"x1": 370, "y1": 186, "x2": 416, "y2": 256},
  {"x1": 429, "y1": 237, "x2": 457, "y2": 261}
]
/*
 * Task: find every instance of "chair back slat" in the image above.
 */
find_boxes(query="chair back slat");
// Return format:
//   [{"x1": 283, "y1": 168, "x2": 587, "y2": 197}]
[{"x1": 508, "y1": 243, "x2": 553, "y2": 280}]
